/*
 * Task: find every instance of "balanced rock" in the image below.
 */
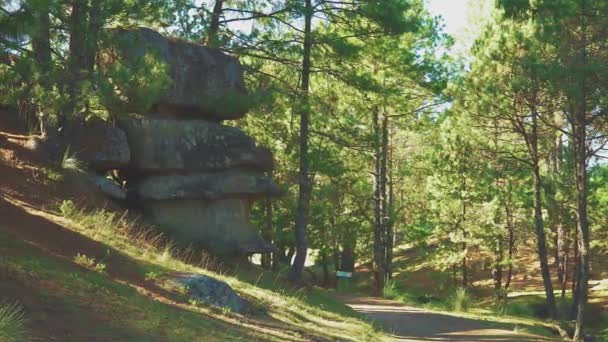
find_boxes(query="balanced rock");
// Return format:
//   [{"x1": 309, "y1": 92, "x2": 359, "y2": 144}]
[
  {"x1": 71, "y1": 118, "x2": 130, "y2": 171},
  {"x1": 117, "y1": 114, "x2": 273, "y2": 173},
  {"x1": 142, "y1": 199, "x2": 273, "y2": 254},
  {"x1": 113, "y1": 27, "x2": 249, "y2": 120},
  {"x1": 135, "y1": 171, "x2": 281, "y2": 201}
]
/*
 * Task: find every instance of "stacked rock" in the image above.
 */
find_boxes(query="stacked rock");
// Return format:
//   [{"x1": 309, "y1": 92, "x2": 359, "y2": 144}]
[{"x1": 111, "y1": 28, "x2": 280, "y2": 255}]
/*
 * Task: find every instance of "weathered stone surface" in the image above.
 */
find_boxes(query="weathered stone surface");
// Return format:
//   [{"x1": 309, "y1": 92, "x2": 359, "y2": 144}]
[
  {"x1": 117, "y1": 114, "x2": 273, "y2": 173},
  {"x1": 142, "y1": 198, "x2": 273, "y2": 254},
  {"x1": 88, "y1": 174, "x2": 126, "y2": 200},
  {"x1": 72, "y1": 118, "x2": 130, "y2": 171},
  {"x1": 114, "y1": 27, "x2": 249, "y2": 120},
  {"x1": 172, "y1": 274, "x2": 247, "y2": 313},
  {"x1": 135, "y1": 171, "x2": 281, "y2": 200}
]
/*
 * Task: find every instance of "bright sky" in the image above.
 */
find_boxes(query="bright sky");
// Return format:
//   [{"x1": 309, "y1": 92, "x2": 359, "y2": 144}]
[
  {"x1": 426, "y1": 0, "x2": 470, "y2": 37},
  {"x1": 426, "y1": 0, "x2": 493, "y2": 54}
]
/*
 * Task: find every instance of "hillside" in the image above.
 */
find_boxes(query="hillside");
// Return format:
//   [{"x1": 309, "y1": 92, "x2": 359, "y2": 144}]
[{"x1": 0, "y1": 120, "x2": 384, "y2": 341}]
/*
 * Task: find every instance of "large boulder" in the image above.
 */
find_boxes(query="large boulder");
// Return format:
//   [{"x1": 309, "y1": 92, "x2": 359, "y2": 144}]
[
  {"x1": 135, "y1": 171, "x2": 281, "y2": 200},
  {"x1": 172, "y1": 274, "x2": 247, "y2": 313},
  {"x1": 112, "y1": 27, "x2": 249, "y2": 120},
  {"x1": 71, "y1": 118, "x2": 130, "y2": 171},
  {"x1": 142, "y1": 198, "x2": 273, "y2": 255},
  {"x1": 117, "y1": 114, "x2": 273, "y2": 173}
]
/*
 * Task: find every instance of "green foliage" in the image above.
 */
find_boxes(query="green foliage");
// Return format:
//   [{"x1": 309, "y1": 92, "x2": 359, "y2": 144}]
[
  {"x1": 98, "y1": 31, "x2": 172, "y2": 114},
  {"x1": 61, "y1": 147, "x2": 85, "y2": 173},
  {"x1": 74, "y1": 253, "x2": 107, "y2": 273},
  {"x1": 382, "y1": 279, "x2": 399, "y2": 299},
  {"x1": 448, "y1": 287, "x2": 472, "y2": 312},
  {"x1": 0, "y1": 300, "x2": 28, "y2": 342}
]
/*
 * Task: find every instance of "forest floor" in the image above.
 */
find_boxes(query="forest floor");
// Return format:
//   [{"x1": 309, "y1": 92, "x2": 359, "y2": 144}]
[
  {"x1": 341, "y1": 296, "x2": 558, "y2": 341},
  {"x1": 350, "y1": 242, "x2": 608, "y2": 341}
]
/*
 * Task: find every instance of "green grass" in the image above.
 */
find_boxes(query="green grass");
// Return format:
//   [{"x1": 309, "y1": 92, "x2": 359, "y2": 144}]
[
  {"x1": 449, "y1": 287, "x2": 472, "y2": 312},
  {"x1": 0, "y1": 300, "x2": 28, "y2": 342},
  {"x1": 0, "y1": 198, "x2": 384, "y2": 341}
]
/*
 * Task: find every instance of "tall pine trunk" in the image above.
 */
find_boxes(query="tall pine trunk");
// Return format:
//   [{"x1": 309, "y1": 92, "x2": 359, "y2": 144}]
[
  {"x1": 385, "y1": 120, "x2": 394, "y2": 281},
  {"x1": 30, "y1": 2, "x2": 52, "y2": 135},
  {"x1": 572, "y1": 106, "x2": 590, "y2": 341},
  {"x1": 381, "y1": 114, "x2": 391, "y2": 281},
  {"x1": 289, "y1": 0, "x2": 313, "y2": 283},
  {"x1": 530, "y1": 109, "x2": 557, "y2": 319},
  {"x1": 504, "y1": 198, "x2": 515, "y2": 289},
  {"x1": 372, "y1": 106, "x2": 385, "y2": 295}
]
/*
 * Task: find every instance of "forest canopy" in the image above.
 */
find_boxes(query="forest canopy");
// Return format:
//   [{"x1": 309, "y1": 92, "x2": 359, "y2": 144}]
[{"x1": 1, "y1": 1, "x2": 607, "y2": 340}]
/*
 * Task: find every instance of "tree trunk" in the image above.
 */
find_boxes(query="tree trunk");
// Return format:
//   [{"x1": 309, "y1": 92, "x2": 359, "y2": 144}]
[
  {"x1": 63, "y1": 0, "x2": 88, "y2": 128},
  {"x1": 340, "y1": 238, "x2": 355, "y2": 273},
  {"x1": 261, "y1": 197, "x2": 273, "y2": 269},
  {"x1": 381, "y1": 114, "x2": 391, "y2": 281},
  {"x1": 530, "y1": 110, "x2": 557, "y2": 320},
  {"x1": 385, "y1": 122, "x2": 394, "y2": 281},
  {"x1": 321, "y1": 251, "x2": 329, "y2": 286},
  {"x1": 207, "y1": 0, "x2": 224, "y2": 47},
  {"x1": 572, "y1": 110, "x2": 590, "y2": 341},
  {"x1": 460, "y1": 176, "x2": 468, "y2": 288},
  {"x1": 559, "y1": 225, "x2": 569, "y2": 298},
  {"x1": 286, "y1": 247, "x2": 295, "y2": 266},
  {"x1": 493, "y1": 237, "x2": 504, "y2": 291},
  {"x1": 571, "y1": 225, "x2": 579, "y2": 317},
  {"x1": 30, "y1": 2, "x2": 52, "y2": 135},
  {"x1": 504, "y1": 196, "x2": 515, "y2": 289},
  {"x1": 31, "y1": 4, "x2": 52, "y2": 75},
  {"x1": 289, "y1": 0, "x2": 313, "y2": 283},
  {"x1": 85, "y1": 1, "x2": 100, "y2": 74},
  {"x1": 372, "y1": 106, "x2": 385, "y2": 295}
]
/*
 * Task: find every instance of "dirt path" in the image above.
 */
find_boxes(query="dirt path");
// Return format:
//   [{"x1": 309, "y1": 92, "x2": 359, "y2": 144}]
[{"x1": 342, "y1": 297, "x2": 557, "y2": 341}]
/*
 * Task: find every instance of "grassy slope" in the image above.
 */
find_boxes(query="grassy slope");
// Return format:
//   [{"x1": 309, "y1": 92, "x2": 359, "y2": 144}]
[{"x1": 0, "y1": 128, "x2": 385, "y2": 341}]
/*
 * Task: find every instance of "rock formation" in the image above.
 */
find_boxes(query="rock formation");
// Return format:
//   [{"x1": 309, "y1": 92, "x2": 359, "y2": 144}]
[
  {"x1": 99, "y1": 27, "x2": 279, "y2": 255},
  {"x1": 171, "y1": 274, "x2": 248, "y2": 313}
]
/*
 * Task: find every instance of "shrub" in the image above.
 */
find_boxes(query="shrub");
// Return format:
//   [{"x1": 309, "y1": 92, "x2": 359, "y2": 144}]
[
  {"x1": 449, "y1": 287, "x2": 472, "y2": 312},
  {"x1": 58, "y1": 200, "x2": 78, "y2": 218},
  {"x1": 383, "y1": 279, "x2": 399, "y2": 299},
  {"x1": 0, "y1": 300, "x2": 28, "y2": 342},
  {"x1": 61, "y1": 147, "x2": 84, "y2": 173},
  {"x1": 74, "y1": 253, "x2": 107, "y2": 273}
]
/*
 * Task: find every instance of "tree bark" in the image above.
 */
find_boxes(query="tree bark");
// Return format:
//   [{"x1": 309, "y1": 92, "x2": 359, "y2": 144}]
[
  {"x1": 572, "y1": 3, "x2": 591, "y2": 335},
  {"x1": 261, "y1": 197, "x2": 273, "y2": 269},
  {"x1": 207, "y1": 0, "x2": 224, "y2": 47},
  {"x1": 504, "y1": 200, "x2": 515, "y2": 290},
  {"x1": 31, "y1": 4, "x2": 52, "y2": 74},
  {"x1": 289, "y1": 0, "x2": 313, "y2": 283},
  {"x1": 530, "y1": 110, "x2": 557, "y2": 319},
  {"x1": 372, "y1": 106, "x2": 385, "y2": 295},
  {"x1": 572, "y1": 106, "x2": 590, "y2": 341},
  {"x1": 385, "y1": 121, "x2": 394, "y2": 281},
  {"x1": 30, "y1": 1, "x2": 52, "y2": 135},
  {"x1": 493, "y1": 236, "x2": 504, "y2": 291},
  {"x1": 381, "y1": 114, "x2": 391, "y2": 281}
]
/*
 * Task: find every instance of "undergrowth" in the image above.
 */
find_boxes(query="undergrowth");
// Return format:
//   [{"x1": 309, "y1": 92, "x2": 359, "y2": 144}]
[
  {"x1": 51, "y1": 199, "x2": 382, "y2": 341},
  {"x1": 0, "y1": 300, "x2": 28, "y2": 342}
]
